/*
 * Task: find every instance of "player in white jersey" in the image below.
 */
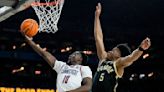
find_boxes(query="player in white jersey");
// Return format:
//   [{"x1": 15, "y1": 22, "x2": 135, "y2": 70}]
[
  {"x1": 23, "y1": 35, "x2": 92, "y2": 92},
  {"x1": 54, "y1": 51, "x2": 92, "y2": 92}
]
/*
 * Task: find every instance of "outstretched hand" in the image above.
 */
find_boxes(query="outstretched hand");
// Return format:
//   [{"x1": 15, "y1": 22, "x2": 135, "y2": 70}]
[
  {"x1": 140, "y1": 37, "x2": 151, "y2": 50},
  {"x1": 95, "y1": 3, "x2": 102, "y2": 17}
]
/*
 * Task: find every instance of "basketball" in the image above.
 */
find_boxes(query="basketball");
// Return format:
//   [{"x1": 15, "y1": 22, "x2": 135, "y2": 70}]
[{"x1": 20, "y1": 19, "x2": 39, "y2": 37}]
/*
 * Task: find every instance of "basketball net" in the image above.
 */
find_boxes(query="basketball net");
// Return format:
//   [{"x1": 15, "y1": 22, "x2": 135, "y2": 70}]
[{"x1": 31, "y1": 0, "x2": 64, "y2": 33}]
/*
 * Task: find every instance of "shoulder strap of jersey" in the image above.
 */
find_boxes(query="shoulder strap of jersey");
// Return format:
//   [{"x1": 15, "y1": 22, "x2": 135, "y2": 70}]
[{"x1": 80, "y1": 66, "x2": 82, "y2": 77}]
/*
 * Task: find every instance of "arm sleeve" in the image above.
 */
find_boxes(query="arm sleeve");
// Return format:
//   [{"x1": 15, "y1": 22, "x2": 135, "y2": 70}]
[
  {"x1": 81, "y1": 66, "x2": 92, "y2": 79},
  {"x1": 53, "y1": 60, "x2": 66, "y2": 73}
]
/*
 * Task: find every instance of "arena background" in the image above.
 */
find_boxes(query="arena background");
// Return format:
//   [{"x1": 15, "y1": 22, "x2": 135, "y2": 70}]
[{"x1": 0, "y1": 0, "x2": 164, "y2": 92}]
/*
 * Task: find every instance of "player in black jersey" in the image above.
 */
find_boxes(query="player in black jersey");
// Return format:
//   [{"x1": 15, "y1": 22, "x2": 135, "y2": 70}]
[{"x1": 92, "y1": 3, "x2": 151, "y2": 92}]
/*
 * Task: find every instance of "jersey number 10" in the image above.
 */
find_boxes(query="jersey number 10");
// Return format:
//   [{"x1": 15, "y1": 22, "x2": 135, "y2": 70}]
[{"x1": 62, "y1": 75, "x2": 70, "y2": 84}]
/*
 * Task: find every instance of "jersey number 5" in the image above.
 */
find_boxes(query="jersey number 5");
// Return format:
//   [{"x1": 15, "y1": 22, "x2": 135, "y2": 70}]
[
  {"x1": 62, "y1": 75, "x2": 70, "y2": 84},
  {"x1": 99, "y1": 73, "x2": 105, "y2": 81}
]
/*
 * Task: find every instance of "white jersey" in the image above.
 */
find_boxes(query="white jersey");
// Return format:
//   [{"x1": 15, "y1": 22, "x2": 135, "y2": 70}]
[{"x1": 53, "y1": 60, "x2": 92, "y2": 92}]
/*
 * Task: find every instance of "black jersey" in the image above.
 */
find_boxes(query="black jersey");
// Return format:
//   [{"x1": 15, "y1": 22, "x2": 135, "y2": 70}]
[{"x1": 92, "y1": 60, "x2": 121, "y2": 92}]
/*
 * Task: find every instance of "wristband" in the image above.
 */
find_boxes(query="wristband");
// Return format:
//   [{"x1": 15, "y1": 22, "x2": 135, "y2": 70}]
[{"x1": 138, "y1": 47, "x2": 145, "y2": 51}]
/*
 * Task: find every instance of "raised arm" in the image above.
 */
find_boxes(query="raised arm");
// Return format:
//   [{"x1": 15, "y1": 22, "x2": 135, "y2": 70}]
[
  {"x1": 94, "y1": 3, "x2": 107, "y2": 61},
  {"x1": 117, "y1": 37, "x2": 151, "y2": 68},
  {"x1": 24, "y1": 35, "x2": 56, "y2": 68}
]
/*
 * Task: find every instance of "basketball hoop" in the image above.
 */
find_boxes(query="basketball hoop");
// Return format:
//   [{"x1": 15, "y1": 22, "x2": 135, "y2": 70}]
[{"x1": 31, "y1": 0, "x2": 64, "y2": 33}]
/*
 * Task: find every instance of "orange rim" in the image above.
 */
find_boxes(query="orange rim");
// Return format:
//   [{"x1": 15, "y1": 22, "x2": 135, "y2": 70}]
[{"x1": 31, "y1": 0, "x2": 63, "y2": 6}]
